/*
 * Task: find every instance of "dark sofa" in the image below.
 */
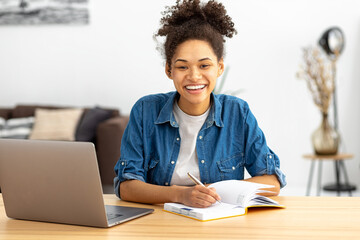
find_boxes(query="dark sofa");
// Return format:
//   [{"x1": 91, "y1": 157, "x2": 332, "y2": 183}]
[{"x1": 0, "y1": 104, "x2": 129, "y2": 194}]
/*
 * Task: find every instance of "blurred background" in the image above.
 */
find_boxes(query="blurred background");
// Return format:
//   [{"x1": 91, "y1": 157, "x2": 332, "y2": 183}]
[{"x1": 1, "y1": 0, "x2": 359, "y2": 196}]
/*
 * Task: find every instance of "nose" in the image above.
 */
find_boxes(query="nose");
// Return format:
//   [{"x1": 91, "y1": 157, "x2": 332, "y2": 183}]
[{"x1": 187, "y1": 67, "x2": 202, "y2": 81}]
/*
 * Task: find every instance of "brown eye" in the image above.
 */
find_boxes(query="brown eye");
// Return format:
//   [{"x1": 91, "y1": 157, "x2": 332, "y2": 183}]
[{"x1": 176, "y1": 66, "x2": 187, "y2": 70}]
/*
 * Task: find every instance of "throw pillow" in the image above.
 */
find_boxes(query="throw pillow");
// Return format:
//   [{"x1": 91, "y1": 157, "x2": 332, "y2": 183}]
[
  {"x1": 29, "y1": 108, "x2": 83, "y2": 141},
  {"x1": 75, "y1": 107, "x2": 112, "y2": 142},
  {"x1": 0, "y1": 117, "x2": 5, "y2": 130},
  {"x1": 0, "y1": 117, "x2": 35, "y2": 139}
]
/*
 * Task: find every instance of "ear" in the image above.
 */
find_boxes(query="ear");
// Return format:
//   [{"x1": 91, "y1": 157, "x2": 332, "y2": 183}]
[
  {"x1": 165, "y1": 62, "x2": 172, "y2": 79},
  {"x1": 217, "y1": 58, "x2": 224, "y2": 77}
]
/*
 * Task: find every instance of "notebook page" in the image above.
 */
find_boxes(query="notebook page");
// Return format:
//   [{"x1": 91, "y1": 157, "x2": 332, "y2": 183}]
[{"x1": 209, "y1": 180, "x2": 274, "y2": 207}]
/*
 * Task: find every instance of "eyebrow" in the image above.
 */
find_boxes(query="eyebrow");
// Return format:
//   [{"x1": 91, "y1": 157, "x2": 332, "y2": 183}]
[{"x1": 174, "y1": 57, "x2": 213, "y2": 63}]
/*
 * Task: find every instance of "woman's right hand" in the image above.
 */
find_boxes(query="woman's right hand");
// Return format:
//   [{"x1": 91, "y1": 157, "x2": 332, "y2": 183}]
[{"x1": 177, "y1": 185, "x2": 221, "y2": 208}]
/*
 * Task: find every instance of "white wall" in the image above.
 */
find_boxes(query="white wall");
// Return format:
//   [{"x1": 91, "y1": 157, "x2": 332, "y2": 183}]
[{"x1": 1, "y1": 0, "x2": 360, "y2": 194}]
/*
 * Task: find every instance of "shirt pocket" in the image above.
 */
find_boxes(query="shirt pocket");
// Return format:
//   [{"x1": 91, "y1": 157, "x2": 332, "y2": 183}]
[
  {"x1": 216, "y1": 153, "x2": 244, "y2": 180},
  {"x1": 145, "y1": 159, "x2": 160, "y2": 184}
]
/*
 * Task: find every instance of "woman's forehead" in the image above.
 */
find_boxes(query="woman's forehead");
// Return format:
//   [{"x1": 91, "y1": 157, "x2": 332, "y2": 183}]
[{"x1": 172, "y1": 40, "x2": 217, "y2": 62}]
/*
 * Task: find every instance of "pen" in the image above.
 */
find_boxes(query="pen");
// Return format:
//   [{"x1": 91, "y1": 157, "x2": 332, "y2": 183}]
[{"x1": 187, "y1": 172, "x2": 221, "y2": 204}]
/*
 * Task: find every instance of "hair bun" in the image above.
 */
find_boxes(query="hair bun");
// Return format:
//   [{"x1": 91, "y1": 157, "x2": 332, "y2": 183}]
[
  {"x1": 202, "y1": 1, "x2": 236, "y2": 38},
  {"x1": 158, "y1": 0, "x2": 236, "y2": 38}
]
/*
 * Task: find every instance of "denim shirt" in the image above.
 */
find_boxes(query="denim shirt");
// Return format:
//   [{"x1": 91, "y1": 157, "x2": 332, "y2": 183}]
[{"x1": 114, "y1": 91, "x2": 286, "y2": 198}]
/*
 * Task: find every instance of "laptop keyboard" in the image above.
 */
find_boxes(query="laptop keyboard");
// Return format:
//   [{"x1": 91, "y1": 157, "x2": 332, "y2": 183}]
[{"x1": 107, "y1": 212, "x2": 123, "y2": 220}]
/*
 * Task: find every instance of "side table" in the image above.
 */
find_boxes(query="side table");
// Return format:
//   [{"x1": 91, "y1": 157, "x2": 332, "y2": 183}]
[{"x1": 303, "y1": 153, "x2": 356, "y2": 196}]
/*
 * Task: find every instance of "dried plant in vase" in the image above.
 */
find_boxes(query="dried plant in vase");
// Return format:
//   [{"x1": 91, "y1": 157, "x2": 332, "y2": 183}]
[{"x1": 297, "y1": 46, "x2": 339, "y2": 155}]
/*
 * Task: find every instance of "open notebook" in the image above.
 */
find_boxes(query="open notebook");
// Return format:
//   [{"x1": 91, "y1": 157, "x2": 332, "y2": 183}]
[{"x1": 164, "y1": 180, "x2": 285, "y2": 221}]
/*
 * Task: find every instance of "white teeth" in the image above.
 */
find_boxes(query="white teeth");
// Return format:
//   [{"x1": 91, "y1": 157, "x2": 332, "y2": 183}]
[{"x1": 186, "y1": 85, "x2": 205, "y2": 90}]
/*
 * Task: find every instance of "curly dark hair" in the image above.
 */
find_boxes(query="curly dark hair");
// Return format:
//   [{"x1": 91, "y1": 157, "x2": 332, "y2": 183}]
[{"x1": 156, "y1": 0, "x2": 237, "y2": 69}]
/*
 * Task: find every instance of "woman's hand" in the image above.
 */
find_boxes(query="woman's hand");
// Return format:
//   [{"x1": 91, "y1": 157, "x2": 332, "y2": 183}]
[{"x1": 178, "y1": 185, "x2": 221, "y2": 208}]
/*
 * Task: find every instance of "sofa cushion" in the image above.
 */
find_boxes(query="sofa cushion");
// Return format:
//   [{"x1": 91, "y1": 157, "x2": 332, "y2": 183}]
[
  {"x1": 0, "y1": 117, "x2": 34, "y2": 139},
  {"x1": 0, "y1": 117, "x2": 4, "y2": 129},
  {"x1": 75, "y1": 107, "x2": 112, "y2": 142},
  {"x1": 29, "y1": 108, "x2": 83, "y2": 141}
]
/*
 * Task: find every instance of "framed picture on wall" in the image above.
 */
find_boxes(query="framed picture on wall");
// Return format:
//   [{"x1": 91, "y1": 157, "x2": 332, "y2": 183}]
[{"x1": 0, "y1": 0, "x2": 89, "y2": 25}]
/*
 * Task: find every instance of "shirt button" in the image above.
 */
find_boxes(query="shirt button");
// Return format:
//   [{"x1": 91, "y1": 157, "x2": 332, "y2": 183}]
[
  {"x1": 201, "y1": 160, "x2": 205, "y2": 164},
  {"x1": 199, "y1": 136, "x2": 203, "y2": 140},
  {"x1": 232, "y1": 166, "x2": 235, "y2": 170},
  {"x1": 121, "y1": 162, "x2": 125, "y2": 166},
  {"x1": 176, "y1": 138, "x2": 180, "y2": 141},
  {"x1": 171, "y1": 161, "x2": 175, "y2": 164},
  {"x1": 165, "y1": 182, "x2": 169, "y2": 186},
  {"x1": 172, "y1": 121, "x2": 176, "y2": 125},
  {"x1": 269, "y1": 155, "x2": 273, "y2": 159}
]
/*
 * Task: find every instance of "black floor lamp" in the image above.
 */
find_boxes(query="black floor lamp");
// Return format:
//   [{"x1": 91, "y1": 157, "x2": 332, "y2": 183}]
[{"x1": 318, "y1": 27, "x2": 356, "y2": 195}]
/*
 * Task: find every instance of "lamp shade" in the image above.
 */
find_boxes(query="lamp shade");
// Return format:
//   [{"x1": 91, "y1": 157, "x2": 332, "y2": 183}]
[{"x1": 318, "y1": 27, "x2": 345, "y2": 57}]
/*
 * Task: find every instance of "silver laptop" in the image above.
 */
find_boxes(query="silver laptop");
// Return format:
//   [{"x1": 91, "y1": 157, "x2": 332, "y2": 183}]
[{"x1": 0, "y1": 139, "x2": 154, "y2": 228}]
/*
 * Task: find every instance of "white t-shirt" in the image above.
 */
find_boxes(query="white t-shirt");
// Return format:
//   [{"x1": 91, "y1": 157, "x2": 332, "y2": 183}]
[{"x1": 170, "y1": 101, "x2": 210, "y2": 186}]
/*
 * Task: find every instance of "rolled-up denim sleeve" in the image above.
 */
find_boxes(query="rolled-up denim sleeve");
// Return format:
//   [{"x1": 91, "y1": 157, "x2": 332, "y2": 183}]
[
  {"x1": 243, "y1": 106, "x2": 287, "y2": 188},
  {"x1": 114, "y1": 101, "x2": 147, "y2": 198}
]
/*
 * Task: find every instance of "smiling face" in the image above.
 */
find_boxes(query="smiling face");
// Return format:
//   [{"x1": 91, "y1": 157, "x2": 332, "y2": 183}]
[{"x1": 166, "y1": 39, "x2": 224, "y2": 116}]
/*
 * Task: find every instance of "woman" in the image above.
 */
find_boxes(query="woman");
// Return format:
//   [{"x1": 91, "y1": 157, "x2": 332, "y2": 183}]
[{"x1": 114, "y1": 0, "x2": 286, "y2": 208}]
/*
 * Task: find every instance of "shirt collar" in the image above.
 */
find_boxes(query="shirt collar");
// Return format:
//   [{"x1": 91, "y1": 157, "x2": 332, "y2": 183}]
[
  {"x1": 154, "y1": 92, "x2": 179, "y2": 127},
  {"x1": 154, "y1": 91, "x2": 224, "y2": 128},
  {"x1": 208, "y1": 93, "x2": 224, "y2": 128}
]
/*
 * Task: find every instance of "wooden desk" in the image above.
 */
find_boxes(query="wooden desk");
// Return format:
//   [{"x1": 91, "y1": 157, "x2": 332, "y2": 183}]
[{"x1": 1, "y1": 194, "x2": 360, "y2": 239}]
